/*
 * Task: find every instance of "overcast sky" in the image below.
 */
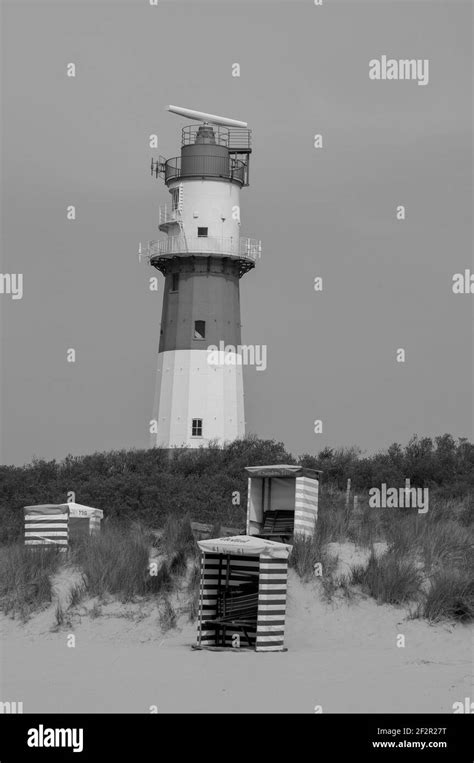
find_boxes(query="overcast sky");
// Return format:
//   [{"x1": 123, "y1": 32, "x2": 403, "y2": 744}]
[{"x1": 1, "y1": 0, "x2": 472, "y2": 466}]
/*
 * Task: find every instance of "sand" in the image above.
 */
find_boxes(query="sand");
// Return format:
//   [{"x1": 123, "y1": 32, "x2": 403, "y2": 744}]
[{"x1": 0, "y1": 546, "x2": 472, "y2": 713}]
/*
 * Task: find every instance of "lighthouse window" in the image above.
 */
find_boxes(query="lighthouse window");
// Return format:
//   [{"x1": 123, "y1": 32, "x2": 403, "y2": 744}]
[
  {"x1": 192, "y1": 419, "x2": 203, "y2": 437},
  {"x1": 194, "y1": 320, "x2": 206, "y2": 340},
  {"x1": 171, "y1": 273, "x2": 179, "y2": 292},
  {"x1": 197, "y1": 227, "x2": 208, "y2": 237}
]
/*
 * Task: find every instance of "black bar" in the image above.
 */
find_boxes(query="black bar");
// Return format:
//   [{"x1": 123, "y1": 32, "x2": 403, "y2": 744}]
[{"x1": 0, "y1": 714, "x2": 472, "y2": 760}]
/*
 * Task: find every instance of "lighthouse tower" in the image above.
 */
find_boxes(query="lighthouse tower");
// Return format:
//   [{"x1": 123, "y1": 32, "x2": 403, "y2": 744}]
[{"x1": 148, "y1": 106, "x2": 260, "y2": 449}]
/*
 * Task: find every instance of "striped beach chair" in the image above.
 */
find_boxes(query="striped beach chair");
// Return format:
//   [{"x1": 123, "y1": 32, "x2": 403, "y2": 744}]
[
  {"x1": 195, "y1": 535, "x2": 291, "y2": 652},
  {"x1": 23, "y1": 503, "x2": 104, "y2": 550},
  {"x1": 24, "y1": 507, "x2": 69, "y2": 550},
  {"x1": 245, "y1": 464, "x2": 322, "y2": 539}
]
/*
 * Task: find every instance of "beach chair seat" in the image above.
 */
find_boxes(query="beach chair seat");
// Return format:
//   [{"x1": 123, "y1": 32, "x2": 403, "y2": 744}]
[
  {"x1": 203, "y1": 583, "x2": 259, "y2": 647},
  {"x1": 259, "y1": 509, "x2": 294, "y2": 540}
]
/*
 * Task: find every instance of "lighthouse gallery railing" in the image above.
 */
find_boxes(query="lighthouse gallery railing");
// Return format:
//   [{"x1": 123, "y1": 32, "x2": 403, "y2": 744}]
[
  {"x1": 164, "y1": 155, "x2": 247, "y2": 185},
  {"x1": 146, "y1": 236, "x2": 262, "y2": 261}
]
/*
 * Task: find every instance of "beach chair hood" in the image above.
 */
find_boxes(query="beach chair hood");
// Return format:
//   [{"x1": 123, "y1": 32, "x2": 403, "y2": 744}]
[
  {"x1": 23, "y1": 502, "x2": 103, "y2": 519},
  {"x1": 197, "y1": 534, "x2": 292, "y2": 559},
  {"x1": 244, "y1": 464, "x2": 322, "y2": 479}
]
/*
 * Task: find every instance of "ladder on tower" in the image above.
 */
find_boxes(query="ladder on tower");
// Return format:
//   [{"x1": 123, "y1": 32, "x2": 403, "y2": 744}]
[{"x1": 175, "y1": 183, "x2": 188, "y2": 253}]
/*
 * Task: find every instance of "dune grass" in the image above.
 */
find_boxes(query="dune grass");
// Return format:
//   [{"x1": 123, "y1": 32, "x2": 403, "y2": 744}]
[
  {"x1": 384, "y1": 514, "x2": 419, "y2": 558},
  {"x1": 350, "y1": 550, "x2": 423, "y2": 605},
  {"x1": 1, "y1": 486, "x2": 471, "y2": 627},
  {"x1": 280, "y1": 494, "x2": 474, "y2": 620},
  {"x1": 68, "y1": 577, "x2": 87, "y2": 608},
  {"x1": 414, "y1": 571, "x2": 474, "y2": 623},
  {"x1": 73, "y1": 525, "x2": 167, "y2": 601},
  {"x1": 296, "y1": 488, "x2": 474, "y2": 620},
  {"x1": 161, "y1": 513, "x2": 196, "y2": 559},
  {"x1": 54, "y1": 601, "x2": 73, "y2": 629},
  {"x1": 289, "y1": 532, "x2": 341, "y2": 603},
  {"x1": 159, "y1": 598, "x2": 177, "y2": 631},
  {"x1": 289, "y1": 535, "x2": 320, "y2": 582},
  {"x1": 418, "y1": 521, "x2": 472, "y2": 572},
  {"x1": 0, "y1": 544, "x2": 62, "y2": 619},
  {"x1": 187, "y1": 561, "x2": 201, "y2": 622},
  {"x1": 168, "y1": 548, "x2": 188, "y2": 578},
  {"x1": 68, "y1": 516, "x2": 200, "y2": 619},
  {"x1": 348, "y1": 505, "x2": 382, "y2": 548}
]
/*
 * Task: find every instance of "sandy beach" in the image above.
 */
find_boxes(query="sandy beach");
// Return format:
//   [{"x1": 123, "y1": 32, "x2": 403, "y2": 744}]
[{"x1": 1, "y1": 566, "x2": 471, "y2": 714}]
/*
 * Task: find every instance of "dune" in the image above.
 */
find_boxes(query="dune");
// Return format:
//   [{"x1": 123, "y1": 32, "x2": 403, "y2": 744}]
[{"x1": 0, "y1": 557, "x2": 471, "y2": 714}]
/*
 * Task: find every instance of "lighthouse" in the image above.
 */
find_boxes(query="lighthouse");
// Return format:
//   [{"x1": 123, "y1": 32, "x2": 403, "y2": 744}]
[{"x1": 147, "y1": 106, "x2": 260, "y2": 449}]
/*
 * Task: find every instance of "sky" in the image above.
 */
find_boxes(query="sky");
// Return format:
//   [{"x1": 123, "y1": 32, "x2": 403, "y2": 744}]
[{"x1": 0, "y1": 0, "x2": 472, "y2": 466}]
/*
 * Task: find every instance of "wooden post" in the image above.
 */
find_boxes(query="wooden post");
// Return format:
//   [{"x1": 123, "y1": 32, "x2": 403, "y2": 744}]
[
  {"x1": 353, "y1": 495, "x2": 358, "y2": 510},
  {"x1": 345, "y1": 478, "x2": 351, "y2": 508}
]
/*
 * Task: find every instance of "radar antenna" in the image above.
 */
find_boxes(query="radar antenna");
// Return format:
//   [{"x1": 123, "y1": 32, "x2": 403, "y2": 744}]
[{"x1": 167, "y1": 105, "x2": 247, "y2": 129}]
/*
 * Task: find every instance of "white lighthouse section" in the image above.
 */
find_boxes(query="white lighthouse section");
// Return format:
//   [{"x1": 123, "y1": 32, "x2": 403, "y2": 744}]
[
  {"x1": 167, "y1": 178, "x2": 241, "y2": 245},
  {"x1": 152, "y1": 349, "x2": 245, "y2": 448}
]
